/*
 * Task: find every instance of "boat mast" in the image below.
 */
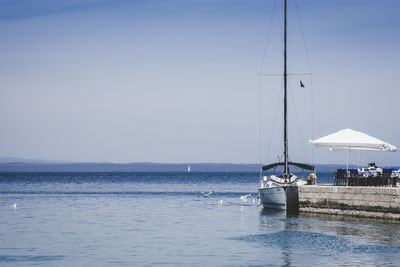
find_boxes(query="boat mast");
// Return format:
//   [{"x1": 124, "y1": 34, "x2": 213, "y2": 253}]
[{"x1": 283, "y1": 0, "x2": 289, "y2": 179}]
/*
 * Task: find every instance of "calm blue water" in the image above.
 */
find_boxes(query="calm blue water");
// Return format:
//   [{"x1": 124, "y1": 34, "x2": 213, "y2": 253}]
[{"x1": 1, "y1": 172, "x2": 400, "y2": 266}]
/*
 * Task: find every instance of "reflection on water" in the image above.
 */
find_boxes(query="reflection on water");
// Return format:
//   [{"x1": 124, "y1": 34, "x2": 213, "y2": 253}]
[
  {"x1": 298, "y1": 213, "x2": 400, "y2": 247},
  {"x1": 252, "y1": 208, "x2": 400, "y2": 266}
]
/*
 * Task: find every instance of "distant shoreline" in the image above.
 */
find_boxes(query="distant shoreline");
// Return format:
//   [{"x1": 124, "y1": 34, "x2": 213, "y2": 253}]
[{"x1": 0, "y1": 162, "x2": 360, "y2": 173}]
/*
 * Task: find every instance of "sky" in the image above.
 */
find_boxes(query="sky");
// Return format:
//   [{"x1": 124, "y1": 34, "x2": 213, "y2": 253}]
[{"x1": 0, "y1": 0, "x2": 399, "y2": 165}]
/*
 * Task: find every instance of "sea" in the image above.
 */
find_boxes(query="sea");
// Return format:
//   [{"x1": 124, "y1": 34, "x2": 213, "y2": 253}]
[{"x1": 1, "y1": 172, "x2": 400, "y2": 266}]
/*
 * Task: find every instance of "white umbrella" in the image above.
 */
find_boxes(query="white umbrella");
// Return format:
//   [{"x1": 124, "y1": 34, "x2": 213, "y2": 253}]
[
  {"x1": 309, "y1": 128, "x2": 397, "y2": 171},
  {"x1": 310, "y1": 128, "x2": 397, "y2": 152}
]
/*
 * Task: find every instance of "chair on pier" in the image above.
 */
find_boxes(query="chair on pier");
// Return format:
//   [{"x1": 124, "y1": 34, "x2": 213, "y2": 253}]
[
  {"x1": 358, "y1": 175, "x2": 366, "y2": 186},
  {"x1": 392, "y1": 168, "x2": 399, "y2": 187},
  {"x1": 334, "y1": 169, "x2": 347, "y2": 186},
  {"x1": 372, "y1": 173, "x2": 381, "y2": 187},
  {"x1": 365, "y1": 173, "x2": 373, "y2": 187},
  {"x1": 382, "y1": 168, "x2": 393, "y2": 187},
  {"x1": 349, "y1": 169, "x2": 359, "y2": 186}
]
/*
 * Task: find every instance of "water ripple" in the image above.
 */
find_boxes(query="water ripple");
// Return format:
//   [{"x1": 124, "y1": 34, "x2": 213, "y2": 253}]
[
  {"x1": 237, "y1": 230, "x2": 400, "y2": 256},
  {"x1": 236, "y1": 230, "x2": 352, "y2": 255},
  {"x1": 0, "y1": 255, "x2": 64, "y2": 262}
]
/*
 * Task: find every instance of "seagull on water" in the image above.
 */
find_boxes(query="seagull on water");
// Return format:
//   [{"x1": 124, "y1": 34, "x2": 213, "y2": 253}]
[
  {"x1": 240, "y1": 194, "x2": 252, "y2": 201},
  {"x1": 201, "y1": 190, "x2": 213, "y2": 198}
]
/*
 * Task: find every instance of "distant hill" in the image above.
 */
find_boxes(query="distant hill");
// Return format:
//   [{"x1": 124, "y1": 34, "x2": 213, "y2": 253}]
[
  {"x1": 0, "y1": 161, "x2": 354, "y2": 173},
  {"x1": 0, "y1": 157, "x2": 71, "y2": 164}
]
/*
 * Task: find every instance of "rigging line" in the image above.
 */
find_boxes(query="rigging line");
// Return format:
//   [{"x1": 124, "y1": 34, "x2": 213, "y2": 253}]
[
  {"x1": 258, "y1": 76, "x2": 263, "y2": 178},
  {"x1": 294, "y1": 0, "x2": 313, "y2": 72},
  {"x1": 260, "y1": 73, "x2": 312, "y2": 76},
  {"x1": 295, "y1": 0, "x2": 315, "y2": 170},
  {"x1": 287, "y1": 73, "x2": 312, "y2": 76},
  {"x1": 264, "y1": 77, "x2": 284, "y2": 165},
  {"x1": 259, "y1": 74, "x2": 282, "y2": 76},
  {"x1": 310, "y1": 75, "x2": 315, "y2": 170},
  {"x1": 286, "y1": 83, "x2": 299, "y2": 165},
  {"x1": 287, "y1": 78, "x2": 310, "y2": 163},
  {"x1": 258, "y1": 0, "x2": 278, "y2": 75}
]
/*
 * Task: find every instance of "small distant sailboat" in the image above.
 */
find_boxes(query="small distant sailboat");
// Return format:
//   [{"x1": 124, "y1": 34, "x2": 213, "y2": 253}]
[{"x1": 187, "y1": 165, "x2": 191, "y2": 172}]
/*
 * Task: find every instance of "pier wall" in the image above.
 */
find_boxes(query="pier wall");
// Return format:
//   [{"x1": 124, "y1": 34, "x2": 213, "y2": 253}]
[{"x1": 298, "y1": 185, "x2": 400, "y2": 220}]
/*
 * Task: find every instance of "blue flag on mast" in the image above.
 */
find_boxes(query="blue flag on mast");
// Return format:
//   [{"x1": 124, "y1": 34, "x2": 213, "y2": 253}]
[{"x1": 300, "y1": 80, "x2": 305, "y2": 88}]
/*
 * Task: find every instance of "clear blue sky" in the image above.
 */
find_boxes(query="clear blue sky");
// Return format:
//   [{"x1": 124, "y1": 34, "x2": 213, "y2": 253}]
[{"x1": 0, "y1": 0, "x2": 399, "y2": 165}]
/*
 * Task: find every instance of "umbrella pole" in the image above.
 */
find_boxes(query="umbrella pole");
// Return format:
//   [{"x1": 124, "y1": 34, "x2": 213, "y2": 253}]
[
  {"x1": 362, "y1": 151, "x2": 364, "y2": 169},
  {"x1": 346, "y1": 148, "x2": 349, "y2": 186}
]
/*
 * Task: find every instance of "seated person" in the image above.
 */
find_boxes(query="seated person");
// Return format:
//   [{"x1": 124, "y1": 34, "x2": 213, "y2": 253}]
[
  {"x1": 367, "y1": 162, "x2": 382, "y2": 176},
  {"x1": 368, "y1": 162, "x2": 377, "y2": 168}
]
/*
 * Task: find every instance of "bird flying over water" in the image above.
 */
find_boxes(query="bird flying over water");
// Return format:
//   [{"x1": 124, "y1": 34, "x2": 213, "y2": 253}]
[{"x1": 201, "y1": 191, "x2": 213, "y2": 198}]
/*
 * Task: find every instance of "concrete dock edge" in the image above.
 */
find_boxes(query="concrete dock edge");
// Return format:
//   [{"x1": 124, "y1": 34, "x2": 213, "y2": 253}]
[{"x1": 298, "y1": 185, "x2": 400, "y2": 220}]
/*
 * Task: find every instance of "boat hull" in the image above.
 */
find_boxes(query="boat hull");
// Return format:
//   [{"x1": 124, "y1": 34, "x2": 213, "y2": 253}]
[
  {"x1": 258, "y1": 184, "x2": 301, "y2": 212},
  {"x1": 258, "y1": 186, "x2": 287, "y2": 210}
]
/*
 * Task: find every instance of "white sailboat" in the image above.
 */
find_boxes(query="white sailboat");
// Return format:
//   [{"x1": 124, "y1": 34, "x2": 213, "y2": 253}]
[
  {"x1": 187, "y1": 165, "x2": 191, "y2": 172},
  {"x1": 258, "y1": 0, "x2": 314, "y2": 210}
]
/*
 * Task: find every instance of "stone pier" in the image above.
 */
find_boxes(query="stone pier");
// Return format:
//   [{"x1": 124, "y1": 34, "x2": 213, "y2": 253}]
[{"x1": 298, "y1": 185, "x2": 400, "y2": 220}]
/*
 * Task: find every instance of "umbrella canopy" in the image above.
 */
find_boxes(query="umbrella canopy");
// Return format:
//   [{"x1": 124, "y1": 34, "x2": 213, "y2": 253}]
[{"x1": 309, "y1": 128, "x2": 397, "y2": 152}]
